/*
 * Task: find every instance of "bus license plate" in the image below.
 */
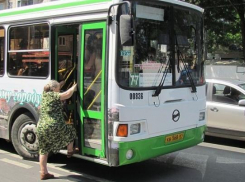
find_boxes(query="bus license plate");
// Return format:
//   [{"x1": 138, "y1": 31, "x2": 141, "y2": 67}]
[{"x1": 165, "y1": 133, "x2": 184, "y2": 144}]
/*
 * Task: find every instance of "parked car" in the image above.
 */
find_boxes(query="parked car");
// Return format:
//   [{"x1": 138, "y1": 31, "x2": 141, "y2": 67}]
[{"x1": 206, "y1": 79, "x2": 245, "y2": 141}]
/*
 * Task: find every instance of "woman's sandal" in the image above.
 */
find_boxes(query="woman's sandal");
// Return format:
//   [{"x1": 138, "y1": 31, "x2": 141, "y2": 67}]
[
  {"x1": 67, "y1": 148, "x2": 79, "y2": 158},
  {"x1": 40, "y1": 173, "x2": 55, "y2": 180}
]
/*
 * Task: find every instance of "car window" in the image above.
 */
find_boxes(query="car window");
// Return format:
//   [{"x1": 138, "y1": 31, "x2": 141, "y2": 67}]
[
  {"x1": 212, "y1": 83, "x2": 244, "y2": 105},
  {"x1": 238, "y1": 83, "x2": 245, "y2": 91},
  {"x1": 239, "y1": 91, "x2": 245, "y2": 100}
]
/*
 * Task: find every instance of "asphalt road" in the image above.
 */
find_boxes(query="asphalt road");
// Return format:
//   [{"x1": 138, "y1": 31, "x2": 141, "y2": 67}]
[{"x1": 0, "y1": 137, "x2": 245, "y2": 182}]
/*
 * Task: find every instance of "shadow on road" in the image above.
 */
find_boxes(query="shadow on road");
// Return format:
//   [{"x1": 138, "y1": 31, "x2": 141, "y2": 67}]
[
  {"x1": 204, "y1": 136, "x2": 245, "y2": 148},
  {"x1": 0, "y1": 139, "x2": 16, "y2": 154},
  {"x1": 48, "y1": 152, "x2": 203, "y2": 182}
]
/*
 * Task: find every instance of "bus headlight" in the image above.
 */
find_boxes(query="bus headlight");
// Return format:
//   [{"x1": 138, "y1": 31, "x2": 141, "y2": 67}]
[
  {"x1": 130, "y1": 123, "x2": 140, "y2": 135},
  {"x1": 199, "y1": 112, "x2": 205, "y2": 121}
]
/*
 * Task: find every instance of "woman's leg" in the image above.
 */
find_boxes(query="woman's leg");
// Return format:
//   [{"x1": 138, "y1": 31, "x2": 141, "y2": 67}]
[
  {"x1": 67, "y1": 141, "x2": 74, "y2": 152},
  {"x1": 39, "y1": 153, "x2": 54, "y2": 180},
  {"x1": 39, "y1": 153, "x2": 49, "y2": 174}
]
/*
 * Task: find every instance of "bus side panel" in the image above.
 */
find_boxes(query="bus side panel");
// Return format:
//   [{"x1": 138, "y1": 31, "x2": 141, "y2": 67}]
[{"x1": 0, "y1": 78, "x2": 45, "y2": 139}]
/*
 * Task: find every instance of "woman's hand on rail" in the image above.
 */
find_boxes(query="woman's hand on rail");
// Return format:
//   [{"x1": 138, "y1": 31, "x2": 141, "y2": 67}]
[
  {"x1": 59, "y1": 83, "x2": 77, "y2": 100},
  {"x1": 72, "y1": 83, "x2": 77, "y2": 92}
]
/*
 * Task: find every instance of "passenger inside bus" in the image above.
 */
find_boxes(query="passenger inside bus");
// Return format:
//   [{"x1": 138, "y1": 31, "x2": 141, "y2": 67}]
[
  {"x1": 84, "y1": 34, "x2": 97, "y2": 78},
  {"x1": 94, "y1": 37, "x2": 102, "y2": 76},
  {"x1": 17, "y1": 62, "x2": 29, "y2": 76},
  {"x1": 147, "y1": 47, "x2": 156, "y2": 62},
  {"x1": 16, "y1": 39, "x2": 28, "y2": 69}
]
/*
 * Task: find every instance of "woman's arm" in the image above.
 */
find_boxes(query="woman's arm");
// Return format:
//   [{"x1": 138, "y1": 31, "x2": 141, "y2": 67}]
[{"x1": 59, "y1": 84, "x2": 77, "y2": 101}]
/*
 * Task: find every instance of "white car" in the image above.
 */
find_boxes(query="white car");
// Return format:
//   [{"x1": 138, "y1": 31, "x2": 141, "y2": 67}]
[{"x1": 206, "y1": 79, "x2": 245, "y2": 141}]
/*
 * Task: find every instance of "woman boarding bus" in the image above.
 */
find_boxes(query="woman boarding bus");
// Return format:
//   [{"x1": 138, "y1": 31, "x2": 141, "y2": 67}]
[{"x1": 0, "y1": 0, "x2": 206, "y2": 166}]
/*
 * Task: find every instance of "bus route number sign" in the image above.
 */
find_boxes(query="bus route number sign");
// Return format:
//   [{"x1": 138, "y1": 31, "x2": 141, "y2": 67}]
[{"x1": 165, "y1": 133, "x2": 184, "y2": 144}]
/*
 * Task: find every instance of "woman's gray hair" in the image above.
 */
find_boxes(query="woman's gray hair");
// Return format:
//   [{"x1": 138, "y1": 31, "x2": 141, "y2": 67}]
[{"x1": 44, "y1": 80, "x2": 60, "y2": 92}]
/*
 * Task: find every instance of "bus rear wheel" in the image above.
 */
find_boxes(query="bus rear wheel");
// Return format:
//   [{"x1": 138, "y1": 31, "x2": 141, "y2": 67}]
[{"x1": 11, "y1": 113, "x2": 39, "y2": 160}]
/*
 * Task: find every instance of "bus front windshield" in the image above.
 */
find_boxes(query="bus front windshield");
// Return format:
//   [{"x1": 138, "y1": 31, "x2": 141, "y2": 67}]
[{"x1": 117, "y1": 1, "x2": 204, "y2": 89}]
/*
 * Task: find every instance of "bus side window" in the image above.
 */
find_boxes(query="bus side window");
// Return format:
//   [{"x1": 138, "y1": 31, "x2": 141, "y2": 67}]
[
  {"x1": 8, "y1": 23, "x2": 49, "y2": 77},
  {"x1": 0, "y1": 27, "x2": 4, "y2": 76}
]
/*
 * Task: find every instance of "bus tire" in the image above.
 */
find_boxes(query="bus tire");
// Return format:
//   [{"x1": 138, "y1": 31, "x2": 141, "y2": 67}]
[{"x1": 11, "y1": 113, "x2": 39, "y2": 160}]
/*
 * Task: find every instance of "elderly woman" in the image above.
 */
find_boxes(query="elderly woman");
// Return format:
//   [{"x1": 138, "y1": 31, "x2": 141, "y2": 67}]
[{"x1": 37, "y1": 80, "x2": 77, "y2": 180}]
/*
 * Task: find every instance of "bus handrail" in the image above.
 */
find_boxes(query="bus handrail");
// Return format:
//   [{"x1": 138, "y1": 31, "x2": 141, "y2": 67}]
[
  {"x1": 84, "y1": 70, "x2": 102, "y2": 95},
  {"x1": 64, "y1": 64, "x2": 76, "y2": 83},
  {"x1": 87, "y1": 90, "x2": 101, "y2": 110}
]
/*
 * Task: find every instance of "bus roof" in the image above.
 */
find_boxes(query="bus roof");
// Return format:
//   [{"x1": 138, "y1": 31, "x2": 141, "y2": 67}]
[
  {"x1": 0, "y1": 0, "x2": 111, "y2": 24},
  {"x1": 0, "y1": 0, "x2": 203, "y2": 24},
  {"x1": 0, "y1": 0, "x2": 111, "y2": 17}
]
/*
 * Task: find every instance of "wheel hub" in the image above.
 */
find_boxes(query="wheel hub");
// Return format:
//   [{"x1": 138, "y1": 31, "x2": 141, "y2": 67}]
[{"x1": 20, "y1": 124, "x2": 39, "y2": 151}]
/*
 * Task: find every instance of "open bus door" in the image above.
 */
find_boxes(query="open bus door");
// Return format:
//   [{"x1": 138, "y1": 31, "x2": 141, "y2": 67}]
[
  {"x1": 53, "y1": 25, "x2": 79, "y2": 148},
  {"x1": 79, "y1": 22, "x2": 106, "y2": 158}
]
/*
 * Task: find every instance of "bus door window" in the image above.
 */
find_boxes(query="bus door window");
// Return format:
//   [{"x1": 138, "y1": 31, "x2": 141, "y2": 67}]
[
  {"x1": 83, "y1": 29, "x2": 103, "y2": 150},
  {"x1": 84, "y1": 30, "x2": 103, "y2": 111},
  {"x1": 0, "y1": 27, "x2": 4, "y2": 76},
  {"x1": 8, "y1": 23, "x2": 49, "y2": 77}
]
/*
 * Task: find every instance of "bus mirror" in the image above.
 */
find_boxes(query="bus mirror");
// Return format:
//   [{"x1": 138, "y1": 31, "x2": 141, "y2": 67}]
[{"x1": 120, "y1": 15, "x2": 134, "y2": 46}]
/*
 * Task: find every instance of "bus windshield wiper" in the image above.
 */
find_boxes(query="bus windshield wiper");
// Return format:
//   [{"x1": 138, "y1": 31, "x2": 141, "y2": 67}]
[
  {"x1": 152, "y1": 58, "x2": 170, "y2": 97},
  {"x1": 175, "y1": 35, "x2": 197, "y2": 93}
]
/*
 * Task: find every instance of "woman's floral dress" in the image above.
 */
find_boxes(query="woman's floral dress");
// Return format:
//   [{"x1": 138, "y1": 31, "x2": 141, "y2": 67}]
[{"x1": 37, "y1": 92, "x2": 76, "y2": 155}]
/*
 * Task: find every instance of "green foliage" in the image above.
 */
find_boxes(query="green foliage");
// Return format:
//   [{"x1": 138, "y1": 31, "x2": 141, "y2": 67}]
[{"x1": 185, "y1": 0, "x2": 244, "y2": 55}]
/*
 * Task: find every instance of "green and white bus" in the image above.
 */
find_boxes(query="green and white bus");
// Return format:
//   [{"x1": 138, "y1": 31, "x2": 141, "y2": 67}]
[{"x1": 0, "y1": 0, "x2": 206, "y2": 166}]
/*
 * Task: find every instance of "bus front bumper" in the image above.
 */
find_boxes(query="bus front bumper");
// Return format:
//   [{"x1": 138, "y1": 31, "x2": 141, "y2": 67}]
[{"x1": 118, "y1": 125, "x2": 206, "y2": 166}]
